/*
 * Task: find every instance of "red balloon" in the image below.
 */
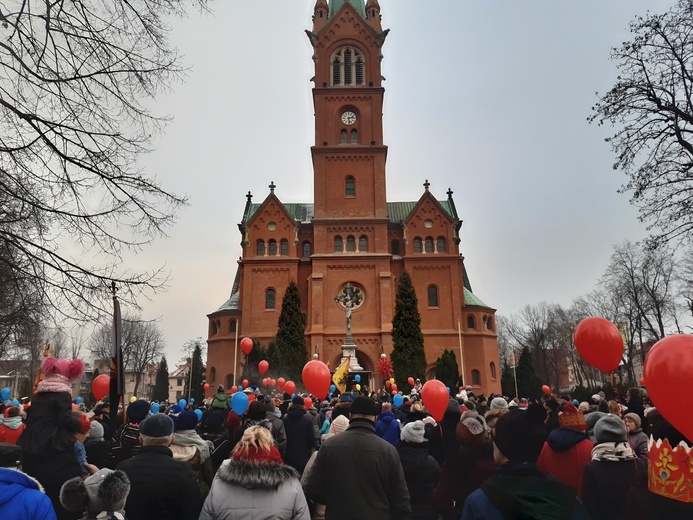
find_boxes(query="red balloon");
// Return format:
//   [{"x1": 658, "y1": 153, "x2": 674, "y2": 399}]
[
  {"x1": 258, "y1": 360, "x2": 269, "y2": 375},
  {"x1": 392, "y1": 390, "x2": 397, "y2": 396},
  {"x1": 391, "y1": 384, "x2": 398, "y2": 392},
  {"x1": 574, "y1": 317, "x2": 623, "y2": 372},
  {"x1": 302, "y1": 360, "x2": 331, "y2": 399},
  {"x1": 277, "y1": 378, "x2": 286, "y2": 391},
  {"x1": 231, "y1": 385, "x2": 238, "y2": 393},
  {"x1": 242, "y1": 379, "x2": 249, "y2": 388},
  {"x1": 421, "y1": 379, "x2": 449, "y2": 422},
  {"x1": 203, "y1": 383, "x2": 210, "y2": 392},
  {"x1": 91, "y1": 374, "x2": 110, "y2": 401},
  {"x1": 240, "y1": 337, "x2": 254, "y2": 356},
  {"x1": 639, "y1": 377, "x2": 645, "y2": 386},
  {"x1": 385, "y1": 380, "x2": 391, "y2": 388},
  {"x1": 644, "y1": 334, "x2": 693, "y2": 441},
  {"x1": 542, "y1": 385, "x2": 550, "y2": 394},
  {"x1": 271, "y1": 379, "x2": 276, "y2": 386},
  {"x1": 407, "y1": 377, "x2": 415, "y2": 386},
  {"x1": 262, "y1": 378, "x2": 268, "y2": 386},
  {"x1": 304, "y1": 397, "x2": 313, "y2": 409},
  {"x1": 285, "y1": 381, "x2": 296, "y2": 395}
]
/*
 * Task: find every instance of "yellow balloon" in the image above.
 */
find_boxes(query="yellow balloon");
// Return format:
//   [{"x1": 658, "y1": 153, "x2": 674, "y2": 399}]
[
  {"x1": 356, "y1": 384, "x2": 361, "y2": 391},
  {"x1": 389, "y1": 378, "x2": 395, "y2": 384},
  {"x1": 129, "y1": 396, "x2": 137, "y2": 403}
]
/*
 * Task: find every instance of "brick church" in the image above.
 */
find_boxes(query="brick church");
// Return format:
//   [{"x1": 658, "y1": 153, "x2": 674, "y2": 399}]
[{"x1": 206, "y1": 0, "x2": 501, "y2": 396}]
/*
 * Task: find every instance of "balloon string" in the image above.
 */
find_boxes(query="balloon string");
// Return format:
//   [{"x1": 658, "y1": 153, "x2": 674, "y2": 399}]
[{"x1": 612, "y1": 371, "x2": 640, "y2": 476}]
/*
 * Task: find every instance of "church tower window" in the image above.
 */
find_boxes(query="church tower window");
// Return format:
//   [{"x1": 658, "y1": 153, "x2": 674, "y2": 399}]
[
  {"x1": 346, "y1": 235, "x2": 356, "y2": 252},
  {"x1": 331, "y1": 47, "x2": 366, "y2": 87},
  {"x1": 428, "y1": 285, "x2": 439, "y2": 307},
  {"x1": 391, "y1": 240, "x2": 400, "y2": 255},
  {"x1": 425, "y1": 237, "x2": 434, "y2": 253},
  {"x1": 359, "y1": 236, "x2": 368, "y2": 252},
  {"x1": 413, "y1": 237, "x2": 422, "y2": 253},
  {"x1": 265, "y1": 289, "x2": 276, "y2": 309},
  {"x1": 303, "y1": 241, "x2": 311, "y2": 257},
  {"x1": 345, "y1": 177, "x2": 355, "y2": 196},
  {"x1": 437, "y1": 237, "x2": 446, "y2": 253},
  {"x1": 350, "y1": 129, "x2": 358, "y2": 144},
  {"x1": 340, "y1": 129, "x2": 348, "y2": 144},
  {"x1": 268, "y1": 239, "x2": 277, "y2": 256},
  {"x1": 257, "y1": 240, "x2": 265, "y2": 256},
  {"x1": 280, "y1": 239, "x2": 288, "y2": 256},
  {"x1": 334, "y1": 236, "x2": 343, "y2": 252}
]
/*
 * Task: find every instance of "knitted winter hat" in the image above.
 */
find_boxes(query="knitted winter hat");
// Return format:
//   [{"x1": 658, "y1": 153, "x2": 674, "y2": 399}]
[
  {"x1": 447, "y1": 398, "x2": 461, "y2": 415},
  {"x1": 36, "y1": 357, "x2": 85, "y2": 394},
  {"x1": 559, "y1": 402, "x2": 587, "y2": 430},
  {"x1": 625, "y1": 412, "x2": 641, "y2": 429},
  {"x1": 490, "y1": 397, "x2": 508, "y2": 411},
  {"x1": 247, "y1": 401, "x2": 267, "y2": 421},
  {"x1": 456, "y1": 410, "x2": 487, "y2": 446},
  {"x1": 88, "y1": 420, "x2": 104, "y2": 441},
  {"x1": 174, "y1": 410, "x2": 199, "y2": 431},
  {"x1": 594, "y1": 415, "x2": 628, "y2": 444},
  {"x1": 400, "y1": 420, "x2": 426, "y2": 443},
  {"x1": 330, "y1": 414, "x2": 350, "y2": 434},
  {"x1": 291, "y1": 396, "x2": 305, "y2": 409},
  {"x1": 584, "y1": 411, "x2": 606, "y2": 432},
  {"x1": 350, "y1": 396, "x2": 379, "y2": 416},
  {"x1": 232, "y1": 445, "x2": 283, "y2": 464},
  {"x1": 381, "y1": 402, "x2": 392, "y2": 412},
  {"x1": 126, "y1": 400, "x2": 150, "y2": 424},
  {"x1": 138, "y1": 413, "x2": 174, "y2": 438},
  {"x1": 493, "y1": 404, "x2": 546, "y2": 462},
  {"x1": 60, "y1": 469, "x2": 130, "y2": 514}
]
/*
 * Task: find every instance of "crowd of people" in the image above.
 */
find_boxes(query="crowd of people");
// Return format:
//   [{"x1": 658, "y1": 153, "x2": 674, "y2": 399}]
[{"x1": 0, "y1": 357, "x2": 691, "y2": 519}]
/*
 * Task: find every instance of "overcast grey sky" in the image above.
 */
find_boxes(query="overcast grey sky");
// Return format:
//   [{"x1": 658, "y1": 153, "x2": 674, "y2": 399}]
[{"x1": 124, "y1": 1, "x2": 676, "y2": 365}]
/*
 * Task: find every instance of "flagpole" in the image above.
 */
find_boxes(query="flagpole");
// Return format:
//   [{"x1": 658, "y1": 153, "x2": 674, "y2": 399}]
[
  {"x1": 233, "y1": 319, "x2": 239, "y2": 387},
  {"x1": 110, "y1": 282, "x2": 124, "y2": 433},
  {"x1": 187, "y1": 357, "x2": 193, "y2": 404},
  {"x1": 457, "y1": 320, "x2": 465, "y2": 386}
]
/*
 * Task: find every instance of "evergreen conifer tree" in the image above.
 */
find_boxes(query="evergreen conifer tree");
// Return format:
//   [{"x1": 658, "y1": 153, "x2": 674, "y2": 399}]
[
  {"x1": 183, "y1": 341, "x2": 206, "y2": 405},
  {"x1": 516, "y1": 346, "x2": 542, "y2": 399},
  {"x1": 268, "y1": 281, "x2": 307, "y2": 383},
  {"x1": 391, "y1": 271, "x2": 427, "y2": 391},
  {"x1": 435, "y1": 349, "x2": 460, "y2": 391},
  {"x1": 152, "y1": 356, "x2": 169, "y2": 402}
]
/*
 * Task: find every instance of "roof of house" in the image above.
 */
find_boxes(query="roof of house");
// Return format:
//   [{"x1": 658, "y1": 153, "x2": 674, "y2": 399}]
[{"x1": 464, "y1": 287, "x2": 489, "y2": 308}]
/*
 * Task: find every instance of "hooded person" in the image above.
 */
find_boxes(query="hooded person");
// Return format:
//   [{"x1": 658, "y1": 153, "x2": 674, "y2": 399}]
[
  {"x1": 84, "y1": 420, "x2": 108, "y2": 470},
  {"x1": 107, "y1": 399, "x2": 150, "y2": 469},
  {"x1": 17, "y1": 356, "x2": 86, "y2": 520},
  {"x1": 397, "y1": 420, "x2": 440, "y2": 520},
  {"x1": 461, "y1": 403, "x2": 589, "y2": 520},
  {"x1": 209, "y1": 386, "x2": 229, "y2": 410},
  {"x1": 170, "y1": 411, "x2": 214, "y2": 498},
  {"x1": 0, "y1": 443, "x2": 57, "y2": 520},
  {"x1": 537, "y1": 402, "x2": 594, "y2": 494},
  {"x1": 60, "y1": 468, "x2": 130, "y2": 520},
  {"x1": 375, "y1": 401, "x2": 401, "y2": 448},
  {"x1": 199, "y1": 425, "x2": 310, "y2": 520},
  {"x1": 428, "y1": 398, "x2": 462, "y2": 465},
  {"x1": 581, "y1": 415, "x2": 646, "y2": 520},
  {"x1": 0, "y1": 406, "x2": 26, "y2": 445}
]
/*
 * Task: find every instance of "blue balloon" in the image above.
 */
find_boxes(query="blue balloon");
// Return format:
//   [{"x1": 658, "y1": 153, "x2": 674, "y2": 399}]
[
  {"x1": 11, "y1": 400, "x2": 19, "y2": 407},
  {"x1": 76, "y1": 397, "x2": 83, "y2": 404},
  {"x1": 354, "y1": 374, "x2": 361, "y2": 383},
  {"x1": 393, "y1": 394, "x2": 403, "y2": 407},
  {"x1": 330, "y1": 384, "x2": 336, "y2": 393},
  {"x1": 151, "y1": 403, "x2": 160, "y2": 414},
  {"x1": 190, "y1": 398, "x2": 195, "y2": 404},
  {"x1": 194, "y1": 409, "x2": 203, "y2": 421},
  {"x1": 231, "y1": 392, "x2": 249, "y2": 415},
  {"x1": 0, "y1": 388, "x2": 10, "y2": 400},
  {"x1": 178, "y1": 399, "x2": 187, "y2": 409},
  {"x1": 447, "y1": 387, "x2": 451, "y2": 394}
]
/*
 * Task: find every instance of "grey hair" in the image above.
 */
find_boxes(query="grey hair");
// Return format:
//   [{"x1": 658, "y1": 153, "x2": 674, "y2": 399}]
[{"x1": 139, "y1": 433, "x2": 173, "y2": 446}]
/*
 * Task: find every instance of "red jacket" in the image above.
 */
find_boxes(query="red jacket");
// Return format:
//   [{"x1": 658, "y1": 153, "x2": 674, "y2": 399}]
[
  {"x1": 0, "y1": 422, "x2": 26, "y2": 445},
  {"x1": 537, "y1": 428, "x2": 594, "y2": 494}
]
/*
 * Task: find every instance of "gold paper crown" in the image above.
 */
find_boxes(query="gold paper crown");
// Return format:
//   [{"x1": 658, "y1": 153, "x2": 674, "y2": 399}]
[{"x1": 648, "y1": 437, "x2": 693, "y2": 503}]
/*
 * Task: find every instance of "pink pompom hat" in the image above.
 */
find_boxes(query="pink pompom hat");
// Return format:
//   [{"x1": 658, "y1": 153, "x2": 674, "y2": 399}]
[{"x1": 36, "y1": 357, "x2": 85, "y2": 394}]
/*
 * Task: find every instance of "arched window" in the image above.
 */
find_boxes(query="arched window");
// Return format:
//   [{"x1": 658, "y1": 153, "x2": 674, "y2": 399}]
[
  {"x1": 472, "y1": 369, "x2": 481, "y2": 386},
  {"x1": 280, "y1": 239, "x2": 288, "y2": 256},
  {"x1": 229, "y1": 319, "x2": 236, "y2": 333},
  {"x1": 428, "y1": 285, "x2": 439, "y2": 307},
  {"x1": 210, "y1": 367, "x2": 216, "y2": 383},
  {"x1": 346, "y1": 235, "x2": 356, "y2": 252},
  {"x1": 268, "y1": 239, "x2": 277, "y2": 256},
  {"x1": 490, "y1": 362, "x2": 497, "y2": 379},
  {"x1": 212, "y1": 321, "x2": 220, "y2": 335},
  {"x1": 265, "y1": 289, "x2": 276, "y2": 309},
  {"x1": 345, "y1": 177, "x2": 355, "y2": 196},
  {"x1": 350, "y1": 129, "x2": 358, "y2": 144},
  {"x1": 302, "y1": 241, "x2": 311, "y2": 257},
  {"x1": 359, "y1": 236, "x2": 368, "y2": 252},
  {"x1": 331, "y1": 46, "x2": 366, "y2": 86},
  {"x1": 391, "y1": 240, "x2": 400, "y2": 255},
  {"x1": 340, "y1": 129, "x2": 348, "y2": 144},
  {"x1": 413, "y1": 237, "x2": 422, "y2": 253},
  {"x1": 225, "y1": 374, "x2": 233, "y2": 389},
  {"x1": 334, "y1": 236, "x2": 343, "y2": 252},
  {"x1": 467, "y1": 315, "x2": 476, "y2": 329},
  {"x1": 257, "y1": 240, "x2": 265, "y2": 256},
  {"x1": 487, "y1": 316, "x2": 494, "y2": 331},
  {"x1": 483, "y1": 316, "x2": 489, "y2": 330},
  {"x1": 425, "y1": 237, "x2": 434, "y2": 253},
  {"x1": 437, "y1": 237, "x2": 446, "y2": 253}
]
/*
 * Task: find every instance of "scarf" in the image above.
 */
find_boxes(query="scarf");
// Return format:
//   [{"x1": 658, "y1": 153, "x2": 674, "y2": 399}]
[
  {"x1": 1, "y1": 416, "x2": 23, "y2": 430},
  {"x1": 591, "y1": 442, "x2": 635, "y2": 461},
  {"x1": 173, "y1": 430, "x2": 213, "y2": 462}
]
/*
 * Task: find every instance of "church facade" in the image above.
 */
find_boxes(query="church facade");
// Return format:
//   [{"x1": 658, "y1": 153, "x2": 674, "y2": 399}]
[{"x1": 206, "y1": 0, "x2": 501, "y2": 396}]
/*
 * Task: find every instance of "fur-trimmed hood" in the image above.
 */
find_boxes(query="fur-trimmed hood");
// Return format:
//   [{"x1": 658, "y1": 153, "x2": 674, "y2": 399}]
[{"x1": 216, "y1": 459, "x2": 299, "y2": 490}]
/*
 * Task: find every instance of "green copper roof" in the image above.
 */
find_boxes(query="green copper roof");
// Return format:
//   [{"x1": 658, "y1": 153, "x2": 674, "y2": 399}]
[
  {"x1": 245, "y1": 201, "x2": 455, "y2": 224},
  {"x1": 464, "y1": 287, "x2": 489, "y2": 308},
  {"x1": 329, "y1": 0, "x2": 366, "y2": 18}
]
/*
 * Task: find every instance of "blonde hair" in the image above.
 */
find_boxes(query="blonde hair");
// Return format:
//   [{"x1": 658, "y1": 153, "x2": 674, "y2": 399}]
[
  {"x1": 232, "y1": 424, "x2": 273, "y2": 457},
  {"x1": 608, "y1": 400, "x2": 621, "y2": 415},
  {"x1": 410, "y1": 401, "x2": 424, "y2": 414}
]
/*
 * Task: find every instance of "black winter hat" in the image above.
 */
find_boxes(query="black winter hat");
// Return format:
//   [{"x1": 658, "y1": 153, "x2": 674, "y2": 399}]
[
  {"x1": 126, "y1": 400, "x2": 150, "y2": 424},
  {"x1": 492, "y1": 403, "x2": 547, "y2": 462},
  {"x1": 291, "y1": 396, "x2": 305, "y2": 408},
  {"x1": 138, "y1": 413, "x2": 174, "y2": 438},
  {"x1": 350, "y1": 396, "x2": 380, "y2": 416},
  {"x1": 248, "y1": 401, "x2": 267, "y2": 421}
]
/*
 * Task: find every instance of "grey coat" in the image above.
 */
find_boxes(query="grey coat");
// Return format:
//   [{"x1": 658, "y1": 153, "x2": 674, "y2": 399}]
[
  {"x1": 198, "y1": 459, "x2": 310, "y2": 520},
  {"x1": 629, "y1": 429, "x2": 648, "y2": 464}
]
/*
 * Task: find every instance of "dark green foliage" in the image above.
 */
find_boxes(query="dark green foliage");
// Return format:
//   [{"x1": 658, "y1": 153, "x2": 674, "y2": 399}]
[
  {"x1": 503, "y1": 347, "x2": 543, "y2": 399},
  {"x1": 435, "y1": 349, "x2": 460, "y2": 391},
  {"x1": 152, "y1": 356, "x2": 169, "y2": 402},
  {"x1": 269, "y1": 281, "x2": 307, "y2": 383},
  {"x1": 183, "y1": 341, "x2": 206, "y2": 405},
  {"x1": 391, "y1": 272, "x2": 427, "y2": 392},
  {"x1": 240, "y1": 340, "x2": 269, "y2": 387}
]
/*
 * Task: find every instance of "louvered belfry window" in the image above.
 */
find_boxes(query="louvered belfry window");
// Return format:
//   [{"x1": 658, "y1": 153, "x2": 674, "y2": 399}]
[{"x1": 331, "y1": 47, "x2": 366, "y2": 87}]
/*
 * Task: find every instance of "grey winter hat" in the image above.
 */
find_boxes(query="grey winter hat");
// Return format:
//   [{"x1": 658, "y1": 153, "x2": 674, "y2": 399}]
[
  {"x1": 594, "y1": 414, "x2": 628, "y2": 444},
  {"x1": 88, "y1": 420, "x2": 104, "y2": 440},
  {"x1": 490, "y1": 397, "x2": 509, "y2": 411},
  {"x1": 138, "y1": 413, "x2": 174, "y2": 438},
  {"x1": 401, "y1": 420, "x2": 426, "y2": 443}
]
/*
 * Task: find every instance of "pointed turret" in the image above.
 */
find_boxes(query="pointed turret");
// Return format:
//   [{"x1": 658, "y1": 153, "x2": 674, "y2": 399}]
[
  {"x1": 365, "y1": 0, "x2": 382, "y2": 31},
  {"x1": 313, "y1": 0, "x2": 328, "y2": 32},
  {"x1": 329, "y1": 0, "x2": 366, "y2": 19}
]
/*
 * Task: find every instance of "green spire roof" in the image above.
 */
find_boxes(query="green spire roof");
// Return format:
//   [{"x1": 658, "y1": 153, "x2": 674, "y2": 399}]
[
  {"x1": 464, "y1": 287, "x2": 489, "y2": 308},
  {"x1": 329, "y1": 0, "x2": 366, "y2": 18}
]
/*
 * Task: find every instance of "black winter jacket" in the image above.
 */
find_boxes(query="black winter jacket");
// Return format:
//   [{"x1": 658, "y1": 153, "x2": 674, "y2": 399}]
[
  {"x1": 581, "y1": 456, "x2": 646, "y2": 520},
  {"x1": 116, "y1": 445, "x2": 203, "y2": 520},
  {"x1": 282, "y1": 407, "x2": 314, "y2": 474},
  {"x1": 397, "y1": 441, "x2": 440, "y2": 520}
]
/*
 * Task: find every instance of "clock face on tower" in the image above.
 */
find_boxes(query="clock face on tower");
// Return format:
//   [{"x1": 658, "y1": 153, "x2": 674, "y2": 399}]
[{"x1": 341, "y1": 111, "x2": 357, "y2": 126}]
